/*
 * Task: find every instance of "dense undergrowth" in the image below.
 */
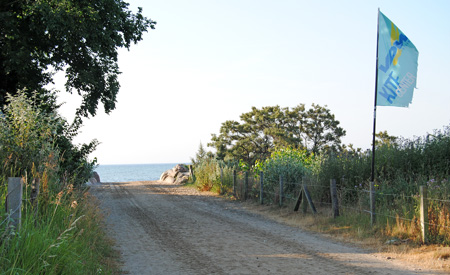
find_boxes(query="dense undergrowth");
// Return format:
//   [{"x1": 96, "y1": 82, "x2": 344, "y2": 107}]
[
  {"x1": 191, "y1": 127, "x2": 450, "y2": 245},
  {"x1": 0, "y1": 92, "x2": 119, "y2": 274}
]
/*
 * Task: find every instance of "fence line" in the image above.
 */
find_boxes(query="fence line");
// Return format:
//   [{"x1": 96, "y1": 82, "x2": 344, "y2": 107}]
[
  {"x1": 228, "y1": 170, "x2": 449, "y2": 243},
  {"x1": 427, "y1": 197, "x2": 450, "y2": 203},
  {"x1": 230, "y1": 171, "x2": 448, "y2": 204},
  {"x1": 234, "y1": 175, "x2": 447, "y2": 206},
  {"x1": 293, "y1": 182, "x2": 447, "y2": 205},
  {"x1": 0, "y1": 204, "x2": 21, "y2": 227}
]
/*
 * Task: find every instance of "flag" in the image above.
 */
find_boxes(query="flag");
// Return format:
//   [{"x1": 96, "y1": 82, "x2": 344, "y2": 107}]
[{"x1": 376, "y1": 11, "x2": 419, "y2": 107}]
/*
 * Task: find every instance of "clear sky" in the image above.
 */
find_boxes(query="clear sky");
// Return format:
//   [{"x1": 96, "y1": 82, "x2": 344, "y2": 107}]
[{"x1": 55, "y1": 0, "x2": 450, "y2": 165}]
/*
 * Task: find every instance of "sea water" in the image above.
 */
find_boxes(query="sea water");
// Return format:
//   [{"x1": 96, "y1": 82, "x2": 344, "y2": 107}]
[{"x1": 94, "y1": 163, "x2": 186, "y2": 182}]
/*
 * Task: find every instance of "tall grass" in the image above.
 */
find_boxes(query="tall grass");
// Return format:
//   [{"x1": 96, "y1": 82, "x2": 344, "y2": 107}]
[
  {"x1": 303, "y1": 127, "x2": 450, "y2": 244},
  {"x1": 0, "y1": 178, "x2": 119, "y2": 274},
  {"x1": 0, "y1": 92, "x2": 119, "y2": 273},
  {"x1": 193, "y1": 125, "x2": 450, "y2": 245},
  {"x1": 193, "y1": 158, "x2": 235, "y2": 194}
]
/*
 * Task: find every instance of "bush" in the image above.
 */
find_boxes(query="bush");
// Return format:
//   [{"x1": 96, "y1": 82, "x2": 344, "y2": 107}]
[
  {"x1": 0, "y1": 91, "x2": 97, "y2": 186},
  {"x1": 0, "y1": 91, "x2": 117, "y2": 273},
  {"x1": 0, "y1": 91, "x2": 60, "y2": 179},
  {"x1": 259, "y1": 147, "x2": 312, "y2": 193},
  {"x1": 194, "y1": 159, "x2": 235, "y2": 194}
]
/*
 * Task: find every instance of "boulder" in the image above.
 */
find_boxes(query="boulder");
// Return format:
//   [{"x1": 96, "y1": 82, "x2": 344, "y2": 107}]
[
  {"x1": 175, "y1": 173, "x2": 190, "y2": 184},
  {"x1": 174, "y1": 164, "x2": 188, "y2": 173},
  {"x1": 86, "y1": 171, "x2": 100, "y2": 186},
  {"x1": 163, "y1": 175, "x2": 176, "y2": 184},
  {"x1": 160, "y1": 164, "x2": 190, "y2": 184},
  {"x1": 92, "y1": 171, "x2": 101, "y2": 183}
]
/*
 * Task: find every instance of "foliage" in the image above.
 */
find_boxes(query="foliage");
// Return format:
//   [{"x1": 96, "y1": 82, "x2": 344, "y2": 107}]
[
  {"x1": 304, "y1": 104, "x2": 346, "y2": 154},
  {"x1": 375, "y1": 130, "x2": 398, "y2": 147},
  {"x1": 0, "y1": 91, "x2": 96, "y2": 185},
  {"x1": 193, "y1": 158, "x2": 235, "y2": 194},
  {"x1": 211, "y1": 126, "x2": 450, "y2": 245},
  {"x1": 305, "y1": 127, "x2": 450, "y2": 202},
  {"x1": 0, "y1": 91, "x2": 60, "y2": 179},
  {"x1": 190, "y1": 142, "x2": 214, "y2": 166},
  {"x1": 304, "y1": 127, "x2": 450, "y2": 244},
  {"x1": 191, "y1": 143, "x2": 236, "y2": 193},
  {"x1": 194, "y1": 158, "x2": 221, "y2": 192},
  {"x1": 0, "y1": 91, "x2": 117, "y2": 273},
  {"x1": 55, "y1": 116, "x2": 99, "y2": 186},
  {"x1": 0, "y1": 180, "x2": 119, "y2": 274},
  {"x1": 259, "y1": 147, "x2": 312, "y2": 187},
  {"x1": 0, "y1": 0, "x2": 156, "y2": 117},
  {"x1": 209, "y1": 104, "x2": 345, "y2": 167}
]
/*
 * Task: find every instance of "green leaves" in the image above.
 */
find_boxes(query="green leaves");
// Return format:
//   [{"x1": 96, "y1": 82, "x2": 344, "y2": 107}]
[
  {"x1": 304, "y1": 103, "x2": 346, "y2": 154},
  {"x1": 260, "y1": 147, "x2": 313, "y2": 186},
  {"x1": 0, "y1": 0, "x2": 156, "y2": 117},
  {"x1": 209, "y1": 104, "x2": 346, "y2": 167},
  {"x1": 0, "y1": 90, "x2": 98, "y2": 184},
  {"x1": 0, "y1": 91, "x2": 59, "y2": 177}
]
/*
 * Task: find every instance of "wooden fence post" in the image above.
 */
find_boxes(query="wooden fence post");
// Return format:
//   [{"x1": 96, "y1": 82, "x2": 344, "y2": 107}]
[
  {"x1": 279, "y1": 175, "x2": 284, "y2": 207},
  {"x1": 220, "y1": 168, "x2": 224, "y2": 194},
  {"x1": 260, "y1": 171, "x2": 264, "y2": 205},
  {"x1": 244, "y1": 171, "x2": 248, "y2": 200},
  {"x1": 294, "y1": 189, "x2": 303, "y2": 212},
  {"x1": 420, "y1": 185, "x2": 428, "y2": 244},
  {"x1": 189, "y1": 165, "x2": 195, "y2": 182},
  {"x1": 370, "y1": 181, "x2": 376, "y2": 226},
  {"x1": 330, "y1": 179, "x2": 339, "y2": 218},
  {"x1": 7, "y1": 177, "x2": 23, "y2": 230},
  {"x1": 303, "y1": 184, "x2": 317, "y2": 214},
  {"x1": 233, "y1": 170, "x2": 236, "y2": 197},
  {"x1": 301, "y1": 177, "x2": 308, "y2": 213}
]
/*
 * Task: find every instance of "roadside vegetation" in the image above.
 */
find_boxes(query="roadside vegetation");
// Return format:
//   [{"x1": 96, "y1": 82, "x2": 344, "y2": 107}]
[
  {"x1": 190, "y1": 104, "x2": 450, "y2": 254},
  {"x1": 0, "y1": 93, "x2": 120, "y2": 274},
  {"x1": 1, "y1": 0, "x2": 156, "y2": 273}
]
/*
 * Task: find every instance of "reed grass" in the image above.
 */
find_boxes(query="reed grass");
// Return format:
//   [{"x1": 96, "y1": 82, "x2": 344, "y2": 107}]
[
  {"x1": 193, "y1": 124, "x2": 450, "y2": 245},
  {"x1": 0, "y1": 92, "x2": 119, "y2": 274},
  {"x1": 0, "y1": 183, "x2": 120, "y2": 274}
]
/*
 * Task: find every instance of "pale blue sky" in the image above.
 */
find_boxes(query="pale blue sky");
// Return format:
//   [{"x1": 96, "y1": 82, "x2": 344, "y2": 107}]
[{"x1": 56, "y1": 0, "x2": 450, "y2": 165}]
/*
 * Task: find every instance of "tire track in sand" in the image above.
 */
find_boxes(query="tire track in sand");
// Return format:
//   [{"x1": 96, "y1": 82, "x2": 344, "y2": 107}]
[{"x1": 92, "y1": 181, "x2": 443, "y2": 275}]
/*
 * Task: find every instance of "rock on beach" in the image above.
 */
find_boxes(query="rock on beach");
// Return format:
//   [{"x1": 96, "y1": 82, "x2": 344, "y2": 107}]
[{"x1": 160, "y1": 164, "x2": 191, "y2": 184}]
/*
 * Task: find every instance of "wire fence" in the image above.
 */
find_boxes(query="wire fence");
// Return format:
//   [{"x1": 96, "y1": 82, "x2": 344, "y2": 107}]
[{"x1": 227, "y1": 170, "x2": 450, "y2": 243}]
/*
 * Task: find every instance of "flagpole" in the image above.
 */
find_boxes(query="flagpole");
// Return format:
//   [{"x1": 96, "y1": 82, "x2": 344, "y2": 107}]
[
  {"x1": 370, "y1": 8, "x2": 380, "y2": 225},
  {"x1": 371, "y1": 9, "x2": 380, "y2": 184}
]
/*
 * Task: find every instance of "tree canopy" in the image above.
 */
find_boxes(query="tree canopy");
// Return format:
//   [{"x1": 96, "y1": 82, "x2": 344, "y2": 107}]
[
  {"x1": 0, "y1": 0, "x2": 156, "y2": 117},
  {"x1": 209, "y1": 104, "x2": 346, "y2": 166}
]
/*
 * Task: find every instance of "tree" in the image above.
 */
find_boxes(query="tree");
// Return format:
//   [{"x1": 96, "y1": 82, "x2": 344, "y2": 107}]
[
  {"x1": 210, "y1": 119, "x2": 266, "y2": 166},
  {"x1": 303, "y1": 104, "x2": 346, "y2": 154},
  {"x1": 375, "y1": 130, "x2": 398, "y2": 147},
  {"x1": 0, "y1": 0, "x2": 156, "y2": 117},
  {"x1": 191, "y1": 142, "x2": 212, "y2": 165},
  {"x1": 209, "y1": 104, "x2": 346, "y2": 167}
]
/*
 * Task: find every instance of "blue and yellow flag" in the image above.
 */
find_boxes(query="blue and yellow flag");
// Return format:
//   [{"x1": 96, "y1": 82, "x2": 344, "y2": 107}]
[{"x1": 377, "y1": 11, "x2": 419, "y2": 107}]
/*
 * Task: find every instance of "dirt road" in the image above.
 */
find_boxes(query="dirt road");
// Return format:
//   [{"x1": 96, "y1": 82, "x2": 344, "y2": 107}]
[{"x1": 91, "y1": 181, "x2": 440, "y2": 274}]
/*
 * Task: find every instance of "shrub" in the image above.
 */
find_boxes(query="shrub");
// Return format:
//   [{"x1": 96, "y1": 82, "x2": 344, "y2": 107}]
[
  {"x1": 0, "y1": 91, "x2": 97, "y2": 186},
  {"x1": 193, "y1": 158, "x2": 235, "y2": 194},
  {"x1": 0, "y1": 91, "x2": 60, "y2": 179},
  {"x1": 260, "y1": 147, "x2": 312, "y2": 192},
  {"x1": 0, "y1": 91, "x2": 116, "y2": 273}
]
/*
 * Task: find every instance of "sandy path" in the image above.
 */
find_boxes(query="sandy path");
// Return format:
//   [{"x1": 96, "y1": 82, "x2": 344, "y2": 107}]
[{"x1": 90, "y1": 181, "x2": 441, "y2": 274}]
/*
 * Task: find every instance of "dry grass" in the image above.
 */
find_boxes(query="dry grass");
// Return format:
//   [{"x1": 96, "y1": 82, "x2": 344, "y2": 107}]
[{"x1": 240, "y1": 200, "x2": 450, "y2": 273}]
